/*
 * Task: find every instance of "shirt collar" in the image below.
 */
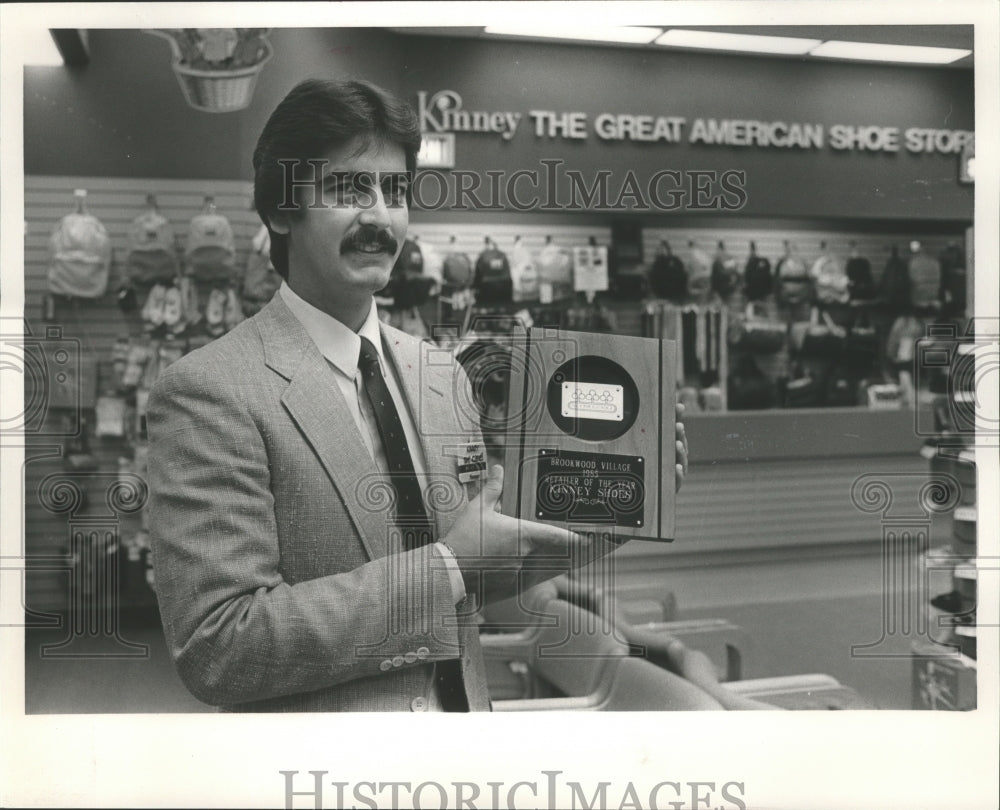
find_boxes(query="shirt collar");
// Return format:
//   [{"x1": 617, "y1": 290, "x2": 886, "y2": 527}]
[{"x1": 278, "y1": 282, "x2": 385, "y2": 378}]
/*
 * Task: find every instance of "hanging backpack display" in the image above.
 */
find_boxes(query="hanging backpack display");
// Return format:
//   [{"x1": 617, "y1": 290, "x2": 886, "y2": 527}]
[
  {"x1": 536, "y1": 239, "x2": 573, "y2": 301},
  {"x1": 845, "y1": 251, "x2": 876, "y2": 300},
  {"x1": 185, "y1": 198, "x2": 236, "y2": 283},
  {"x1": 744, "y1": 242, "x2": 773, "y2": 301},
  {"x1": 881, "y1": 245, "x2": 911, "y2": 313},
  {"x1": 474, "y1": 238, "x2": 513, "y2": 305},
  {"x1": 510, "y1": 237, "x2": 539, "y2": 302},
  {"x1": 775, "y1": 243, "x2": 811, "y2": 306},
  {"x1": 382, "y1": 237, "x2": 433, "y2": 310},
  {"x1": 126, "y1": 200, "x2": 179, "y2": 285},
  {"x1": 687, "y1": 242, "x2": 713, "y2": 303},
  {"x1": 48, "y1": 191, "x2": 112, "y2": 299},
  {"x1": 649, "y1": 241, "x2": 688, "y2": 301},
  {"x1": 442, "y1": 243, "x2": 473, "y2": 288},
  {"x1": 242, "y1": 224, "x2": 282, "y2": 315},
  {"x1": 907, "y1": 244, "x2": 942, "y2": 311},
  {"x1": 811, "y1": 246, "x2": 850, "y2": 305},
  {"x1": 710, "y1": 241, "x2": 741, "y2": 301}
]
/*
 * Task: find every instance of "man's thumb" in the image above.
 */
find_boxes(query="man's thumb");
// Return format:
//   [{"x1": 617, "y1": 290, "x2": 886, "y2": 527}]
[{"x1": 481, "y1": 464, "x2": 504, "y2": 506}]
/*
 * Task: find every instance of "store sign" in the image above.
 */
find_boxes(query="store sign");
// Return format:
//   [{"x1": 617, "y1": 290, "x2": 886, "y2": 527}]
[{"x1": 417, "y1": 89, "x2": 973, "y2": 155}]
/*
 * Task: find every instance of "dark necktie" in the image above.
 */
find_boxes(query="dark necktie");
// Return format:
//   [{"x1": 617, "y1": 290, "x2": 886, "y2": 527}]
[
  {"x1": 357, "y1": 335, "x2": 433, "y2": 551},
  {"x1": 357, "y1": 335, "x2": 469, "y2": 712}
]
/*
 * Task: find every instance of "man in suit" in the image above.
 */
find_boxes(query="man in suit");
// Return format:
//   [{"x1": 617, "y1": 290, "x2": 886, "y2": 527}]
[{"x1": 148, "y1": 78, "x2": 688, "y2": 712}]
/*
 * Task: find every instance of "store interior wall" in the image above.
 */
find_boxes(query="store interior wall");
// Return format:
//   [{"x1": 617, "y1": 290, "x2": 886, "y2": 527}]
[
  {"x1": 24, "y1": 29, "x2": 973, "y2": 223},
  {"x1": 23, "y1": 27, "x2": 405, "y2": 182}
]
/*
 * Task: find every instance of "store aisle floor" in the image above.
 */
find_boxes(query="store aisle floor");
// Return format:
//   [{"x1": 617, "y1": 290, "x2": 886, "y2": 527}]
[{"x1": 24, "y1": 593, "x2": 917, "y2": 713}]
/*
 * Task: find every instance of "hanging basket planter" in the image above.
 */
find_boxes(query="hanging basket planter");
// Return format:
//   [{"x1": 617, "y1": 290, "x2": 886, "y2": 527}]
[
  {"x1": 172, "y1": 57, "x2": 271, "y2": 113},
  {"x1": 146, "y1": 29, "x2": 273, "y2": 114}
]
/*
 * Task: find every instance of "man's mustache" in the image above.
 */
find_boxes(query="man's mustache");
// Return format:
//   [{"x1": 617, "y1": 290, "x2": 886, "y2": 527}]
[{"x1": 340, "y1": 225, "x2": 398, "y2": 255}]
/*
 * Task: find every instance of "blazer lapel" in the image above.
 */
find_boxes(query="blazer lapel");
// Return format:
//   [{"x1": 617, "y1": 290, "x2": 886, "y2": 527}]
[{"x1": 256, "y1": 295, "x2": 388, "y2": 561}]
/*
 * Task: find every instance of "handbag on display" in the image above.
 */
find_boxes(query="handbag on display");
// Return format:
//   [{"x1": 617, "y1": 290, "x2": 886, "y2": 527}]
[
  {"x1": 744, "y1": 241, "x2": 773, "y2": 301},
  {"x1": 648, "y1": 240, "x2": 688, "y2": 301},
  {"x1": 734, "y1": 302, "x2": 786, "y2": 354},
  {"x1": 48, "y1": 190, "x2": 112, "y2": 299},
  {"x1": 185, "y1": 197, "x2": 236, "y2": 283},
  {"x1": 775, "y1": 241, "x2": 811, "y2": 307},
  {"x1": 473, "y1": 237, "x2": 513, "y2": 305},
  {"x1": 126, "y1": 196, "x2": 179, "y2": 285},
  {"x1": 792, "y1": 307, "x2": 847, "y2": 359}
]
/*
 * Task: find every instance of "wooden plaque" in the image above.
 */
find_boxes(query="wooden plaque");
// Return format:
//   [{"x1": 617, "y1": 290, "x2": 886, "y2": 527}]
[{"x1": 502, "y1": 328, "x2": 676, "y2": 541}]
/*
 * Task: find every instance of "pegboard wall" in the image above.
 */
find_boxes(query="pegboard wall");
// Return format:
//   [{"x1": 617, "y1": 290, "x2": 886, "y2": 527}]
[{"x1": 20, "y1": 174, "x2": 969, "y2": 613}]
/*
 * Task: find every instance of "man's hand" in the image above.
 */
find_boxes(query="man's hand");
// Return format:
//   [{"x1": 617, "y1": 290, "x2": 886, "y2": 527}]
[
  {"x1": 675, "y1": 401, "x2": 689, "y2": 492},
  {"x1": 441, "y1": 464, "x2": 589, "y2": 602}
]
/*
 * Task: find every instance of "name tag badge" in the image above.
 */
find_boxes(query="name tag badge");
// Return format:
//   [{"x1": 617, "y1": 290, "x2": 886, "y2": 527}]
[{"x1": 458, "y1": 441, "x2": 487, "y2": 483}]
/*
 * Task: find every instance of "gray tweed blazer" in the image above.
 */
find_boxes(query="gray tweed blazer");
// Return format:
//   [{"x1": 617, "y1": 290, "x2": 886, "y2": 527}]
[{"x1": 147, "y1": 293, "x2": 492, "y2": 711}]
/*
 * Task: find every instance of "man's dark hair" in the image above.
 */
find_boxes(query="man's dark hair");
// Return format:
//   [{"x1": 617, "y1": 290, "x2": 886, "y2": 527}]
[{"x1": 252, "y1": 78, "x2": 422, "y2": 279}]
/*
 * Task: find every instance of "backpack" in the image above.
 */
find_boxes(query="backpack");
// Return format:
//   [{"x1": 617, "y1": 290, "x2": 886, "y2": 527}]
[
  {"x1": 185, "y1": 207, "x2": 236, "y2": 283},
  {"x1": 908, "y1": 250, "x2": 942, "y2": 310},
  {"x1": 242, "y1": 224, "x2": 282, "y2": 315},
  {"x1": 744, "y1": 249, "x2": 773, "y2": 301},
  {"x1": 511, "y1": 239, "x2": 539, "y2": 302},
  {"x1": 474, "y1": 242, "x2": 513, "y2": 305},
  {"x1": 381, "y1": 238, "x2": 433, "y2": 310},
  {"x1": 126, "y1": 208, "x2": 179, "y2": 285},
  {"x1": 811, "y1": 251, "x2": 850, "y2": 305},
  {"x1": 536, "y1": 242, "x2": 573, "y2": 288},
  {"x1": 711, "y1": 244, "x2": 741, "y2": 301},
  {"x1": 48, "y1": 211, "x2": 112, "y2": 298},
  {"x1": 648, "y1": 243, "x2": 688, "y2": 301},
  {"x1": 396, "y1": 238, "x2": 424, "y2": 276},
  {"x1": 881, "y1": 246, "x2": 911, "y2": 312},
  {"x1": 775, "y1": 248, "x2": 811, "y2": 306},
  {"x1": 846, "y1": 255, "x2": 876, "y2": 300},
  {"x1": 687, "y1": 245, "x2": 713, "y2": 303},
  {"x1": 442, "y1": 250, "x2": 473, "y2": 288}
]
